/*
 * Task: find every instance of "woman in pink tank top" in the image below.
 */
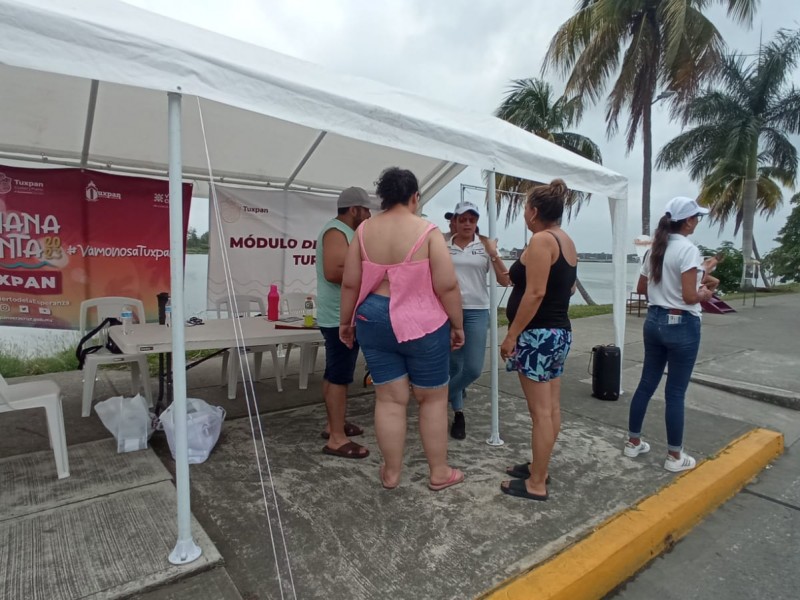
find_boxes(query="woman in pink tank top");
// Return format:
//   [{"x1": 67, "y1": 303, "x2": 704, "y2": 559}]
[{"x1": 339, "y1": 167, "x2": 466, "y2": 492}]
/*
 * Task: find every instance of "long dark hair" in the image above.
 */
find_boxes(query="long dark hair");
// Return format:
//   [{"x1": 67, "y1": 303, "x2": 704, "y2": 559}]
[{"x1": 649, "y1": 214, "x2": 685, "y2": 283}]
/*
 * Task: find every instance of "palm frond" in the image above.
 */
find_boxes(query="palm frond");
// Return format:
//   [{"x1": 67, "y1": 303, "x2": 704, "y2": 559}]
[
  {"x1": 760, "y1": 127, "x2": 798, "y2": 184},
  {"x1": 766, "y1": 88, "x2": 800, "y2": 134},
  {"x1": 542, "y1": 7, "x2": 595, "y2": 80},
  {"x1": 552, "y1": 132, "x2": 603, "y2": 163},
  {"x1": 719, "y1": 0, "x2": 758, "y2": 26}
]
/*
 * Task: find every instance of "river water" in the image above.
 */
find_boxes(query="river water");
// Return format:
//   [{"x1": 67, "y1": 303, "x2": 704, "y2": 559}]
[{"x1": 0, "y1": 255, "x2": 642, "y2": 356}]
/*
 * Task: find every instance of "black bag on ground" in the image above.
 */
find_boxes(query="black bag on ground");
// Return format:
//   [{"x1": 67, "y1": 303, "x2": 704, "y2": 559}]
[
  {"x1": 589, "y1": 344, "x2": 620, "y2": 401},
  {"x1": 76, "y1": 317, "x2": 123, "y2": 370}
]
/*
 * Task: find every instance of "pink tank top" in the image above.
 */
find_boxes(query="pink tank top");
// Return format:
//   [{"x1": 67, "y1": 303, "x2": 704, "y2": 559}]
[{"x1": 355, "y1": 222, "x2": 448, "y2": 342}]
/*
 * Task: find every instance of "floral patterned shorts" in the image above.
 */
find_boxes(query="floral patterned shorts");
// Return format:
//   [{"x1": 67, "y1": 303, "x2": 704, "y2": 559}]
[{"x1": 506, "y1": 328, "x2": 572, "y2": 382}]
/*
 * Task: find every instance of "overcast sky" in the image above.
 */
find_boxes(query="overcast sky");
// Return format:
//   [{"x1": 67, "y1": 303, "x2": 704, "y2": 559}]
[{"x1": 126, "y1": 0, "x2": 800, "y2": 253}]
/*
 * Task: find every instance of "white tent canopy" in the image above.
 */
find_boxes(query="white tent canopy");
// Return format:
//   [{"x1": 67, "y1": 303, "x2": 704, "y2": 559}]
[{"x1": 0, "y1": 0, "x2": 628, "y2": 564}]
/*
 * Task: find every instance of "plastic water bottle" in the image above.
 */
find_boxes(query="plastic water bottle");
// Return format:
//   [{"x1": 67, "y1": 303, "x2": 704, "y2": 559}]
[
  {"x1": 165, "y1": 296, "x2": 172, "y2": 327},
  {"x1": 303, "y1": 296, "x2": 315, "y2": 327},
  {"x1": 120, "y1": 305, "x2": 134, "y2": 335},
  {"x1": 267, "y1": 285, "x2": 280, "y2": 321}
]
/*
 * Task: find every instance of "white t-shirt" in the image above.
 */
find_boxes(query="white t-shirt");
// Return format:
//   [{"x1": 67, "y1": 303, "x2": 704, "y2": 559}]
[
  {"x1": 449, "y1": 235, "x2": 490, "y2": 310},
  {"x1": 641, "y1": 234, "x2": 704, "y2": 316}
]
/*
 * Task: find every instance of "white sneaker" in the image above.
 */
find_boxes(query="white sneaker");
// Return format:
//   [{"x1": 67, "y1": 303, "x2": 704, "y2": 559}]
[
  {"x1": 624, "y1": 440, "x2": 650, "y2": 458},
  {"x1": 664, "y1": 452, "x2": 696, "y2": 472}
]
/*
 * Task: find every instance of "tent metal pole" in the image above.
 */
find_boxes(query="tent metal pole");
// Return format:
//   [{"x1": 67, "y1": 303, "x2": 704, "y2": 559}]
[
  {"x1": 167, "y1": 91, "x2": 202, "y2": 566},
  {"x1": 485, "y1": 171, "x2": 503, "y2": 446},
  {"x1": 608, "y1": 196, "x2": 628, "y2": 390}
]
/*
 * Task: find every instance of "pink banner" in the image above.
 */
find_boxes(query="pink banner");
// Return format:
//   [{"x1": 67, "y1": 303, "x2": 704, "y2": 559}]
[{"x1": 0, "y1": 165, "x2": 191, "y2": 329}]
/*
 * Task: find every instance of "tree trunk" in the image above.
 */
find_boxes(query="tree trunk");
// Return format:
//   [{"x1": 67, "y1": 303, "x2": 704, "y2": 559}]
[
  {"x1": 740, "y1": 138, "x2": 759, "y2": 289},
  {"x1": 575, "y1": 277, "x2": 597, "y2": 306},
  {"x1": 641, "y1": 102, "x2": 653, "y2": 236},
  {"x1": 752, "y1": 237, "x2": 771, "y2": 289}
]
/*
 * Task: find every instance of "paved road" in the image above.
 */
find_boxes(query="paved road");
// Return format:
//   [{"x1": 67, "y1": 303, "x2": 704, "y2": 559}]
[
  {"x1": 610, "y1": 442, "x2": 800, "y2": 600},
  {"x1": 610, "y1": 293, "x2": 800, "y2": 600}
]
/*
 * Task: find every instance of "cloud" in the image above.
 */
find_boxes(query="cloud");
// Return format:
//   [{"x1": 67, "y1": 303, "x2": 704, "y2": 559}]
[{"x1": 125, "y1": 0, "x2": 799, "y2": 253}]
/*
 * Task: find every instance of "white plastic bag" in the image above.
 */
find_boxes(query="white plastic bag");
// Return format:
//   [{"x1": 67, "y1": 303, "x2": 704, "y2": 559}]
[
  {"x1": 94, "y1": 394, "x2": 154, "y2": 453},
  {"x1": 159, "y1": 397, "x2": 225, "y2": 464}
]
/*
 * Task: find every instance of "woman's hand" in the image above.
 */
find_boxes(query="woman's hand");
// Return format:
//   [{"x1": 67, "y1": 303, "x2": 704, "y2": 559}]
[
  {"x1": 450, "y1": 326, "x2": 465, "y2": 351},
  {"x1": 697, "y1": 285, "x2": 714, "y2": 303},
  {"x1": 481, "y1": 237, "x2": 498, "y2": 258},
  {"x1": 500, "y1": 334, "x2": 517, "y2": 362},
  {"x1": 339, "y1": 324, "x2": 355, "y2": 349}
]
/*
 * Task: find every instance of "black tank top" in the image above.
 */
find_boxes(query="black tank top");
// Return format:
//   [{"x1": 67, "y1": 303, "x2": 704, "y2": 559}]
[{"x1": 505, "y1": 231, "x2": 577, "y2": 331}]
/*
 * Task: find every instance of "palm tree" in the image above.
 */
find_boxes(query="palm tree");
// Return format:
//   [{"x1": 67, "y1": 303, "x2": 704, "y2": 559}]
[
  {"x1": 494, "y1": 78, "x2": 603, "y2": 304},
  {"x1": 543, "y1": 0, "x2": 758, "y2": 236},
  {"x1": 657, "y1": 28, "x2": 800, "y2": 286},
  {"x1": 494, "y1": 78, "x2": 602, "y2": 223}
]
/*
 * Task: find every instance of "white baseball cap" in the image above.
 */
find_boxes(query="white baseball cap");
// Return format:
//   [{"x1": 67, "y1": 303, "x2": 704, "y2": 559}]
[
  {"x1": 453, "y1": 201, "x2": 480, "y2": 217},
  {"x1": 664, "y1": 197, "x2": 709, "y2": 222}
]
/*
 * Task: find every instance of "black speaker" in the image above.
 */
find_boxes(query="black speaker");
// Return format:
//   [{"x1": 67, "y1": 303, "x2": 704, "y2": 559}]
[{"x1": 590, "y1": 344, "x2": 620, "y2": 401}]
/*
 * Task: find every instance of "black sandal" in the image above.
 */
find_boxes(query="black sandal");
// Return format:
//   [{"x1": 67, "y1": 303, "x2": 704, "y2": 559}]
[
  {"x1": 505, "y1": 462, "x2": 550, "y2": 484},
  {"x1": 321, "y1": 422, "x2": 364, "y2": 440},
  {"x1": 500, "y1": 478, "x2": 548, "y2": 501}
]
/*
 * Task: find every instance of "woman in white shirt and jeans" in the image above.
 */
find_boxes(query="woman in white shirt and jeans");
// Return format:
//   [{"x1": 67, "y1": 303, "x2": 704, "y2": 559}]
[
  {"x1": 446, "y1": 201, "x2": 511, "y2": 439},
  {"x1": 623, "y1": 197, "x2": 715, "y2": 472}
]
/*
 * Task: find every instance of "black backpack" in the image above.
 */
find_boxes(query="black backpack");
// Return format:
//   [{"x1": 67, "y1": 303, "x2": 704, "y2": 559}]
[{"x1": 76, "y1": 317, "x2": 123, "y2": 369}]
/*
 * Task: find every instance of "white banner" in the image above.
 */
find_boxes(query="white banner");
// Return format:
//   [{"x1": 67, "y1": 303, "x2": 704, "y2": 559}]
[{"x1": 207, "y1": 187, "x2": 334, "y2": 309}]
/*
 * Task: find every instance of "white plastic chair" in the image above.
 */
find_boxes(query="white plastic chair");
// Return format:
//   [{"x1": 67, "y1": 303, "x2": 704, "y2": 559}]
[
  {"x1": 280, "y1": 292, "x2": 320, "y2": 390},
  {"x1": 214, "y1": 295, "x2": 282, "y2": 398},
  {"x1": 79, "y1": 297, "x2": 153, "y2": 418},
  {"x1": 0, "y1": 373, "x2": 70, "y2": 479}
]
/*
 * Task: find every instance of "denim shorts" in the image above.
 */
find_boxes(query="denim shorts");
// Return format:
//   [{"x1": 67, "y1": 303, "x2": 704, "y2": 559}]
[
  {"x1": 506, "y1": 328, "x2": 572, "y2": 382},
  {"x1": 355, "y1": 294, "x2": 450, "y2": 388},
  {"x1": 320, "y1": 326, "x2": 360, "y2": 385}
]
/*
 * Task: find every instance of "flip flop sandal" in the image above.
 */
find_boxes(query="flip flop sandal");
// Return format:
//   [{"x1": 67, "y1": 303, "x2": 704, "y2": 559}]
[
  {"x1": 379, "y1": 464, "x2": 400, "y2": 490},
  {"x1": 322, "y1": 441, "x2": 369, "y2": 459},
  {"x1": 500, "y1": 478, "x2": 548, "y2": 501},
  {"x1": 320, "y1": 422, "x2": 364, "y2": 439},
  {"x1": 428, "y1": 468, "x2": 465, "y2": 491},
  {"x1": 505, "y1": 462, "x2": 551, "y2": 484}
]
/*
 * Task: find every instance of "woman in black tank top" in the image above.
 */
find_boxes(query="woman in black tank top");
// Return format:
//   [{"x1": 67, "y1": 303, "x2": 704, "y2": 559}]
[{"x1": 499, "y1": 179, "x2": 577, "y2": 502}]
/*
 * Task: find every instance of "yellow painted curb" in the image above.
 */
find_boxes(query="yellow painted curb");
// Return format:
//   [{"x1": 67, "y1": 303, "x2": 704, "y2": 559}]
[{"x1": 481, "y1": 428, "x2": 784, "y2": 600}]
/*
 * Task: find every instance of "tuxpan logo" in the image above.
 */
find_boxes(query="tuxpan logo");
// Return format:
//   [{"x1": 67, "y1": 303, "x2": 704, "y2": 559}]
[
  {"x1": 0, "y1": 172, "x2": 44, "y2": 195},
  {"x1": 0, "y1": 173, "x2": 13, "y2": 194},
  {"x1": 0, "y1": 173, "x2": 11, "y2": 195},
  {"x1": 85, "y1": 181, "x2": 122, "y2": 201}
]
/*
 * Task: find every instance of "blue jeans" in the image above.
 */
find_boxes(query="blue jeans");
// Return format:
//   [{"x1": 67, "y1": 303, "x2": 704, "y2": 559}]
[
  {"x1": 628, "y1": 306, "x2": 701, "y2": 452},
  {"x1": 448, "y1": 308, "x2": 489, "y2": 411},
  {"x1": 355, "y1": 294, "x2": 451, "y2": 388}
]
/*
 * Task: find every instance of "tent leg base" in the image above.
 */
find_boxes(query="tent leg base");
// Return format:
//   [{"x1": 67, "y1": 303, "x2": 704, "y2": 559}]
[
  {"x1": 169, "y1": 539, "x2": 202, "y2": 565},
  {"x1": 486, "y1": 434, "x2": 505, "y2": 447}
]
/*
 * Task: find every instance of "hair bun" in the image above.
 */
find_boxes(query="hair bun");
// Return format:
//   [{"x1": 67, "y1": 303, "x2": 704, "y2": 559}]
[{"x1": 549, "y1": 178, "x2": 567, "y2": 199}]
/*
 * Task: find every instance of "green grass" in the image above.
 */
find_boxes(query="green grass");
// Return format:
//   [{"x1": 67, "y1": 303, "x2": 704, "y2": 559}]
[
  {"x1": 497, "y1": 304, "x2": 613, "y2": 328},
  {"x1": 0, "y1": 342, "x2": 79, "y2": 378},
  {"x1": 717, "y1": 282, "x2": 799, "y2": 301},
  {"x1": 4, "y1": 284, "x2": 794, "y2": 377},
  {"x1": 0, "y1": 341, "x2": 224, "y2": 379}
]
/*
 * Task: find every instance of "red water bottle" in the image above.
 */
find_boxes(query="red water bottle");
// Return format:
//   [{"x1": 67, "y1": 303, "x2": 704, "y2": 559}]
[{"x1": 267, "y1": 284, "x2": 280, "y2": 321}]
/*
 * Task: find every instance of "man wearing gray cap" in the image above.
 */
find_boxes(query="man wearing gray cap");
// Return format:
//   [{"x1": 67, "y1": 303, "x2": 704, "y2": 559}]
[{"x1": 315, "y1": 187, "x2": 379, "y2": 458}]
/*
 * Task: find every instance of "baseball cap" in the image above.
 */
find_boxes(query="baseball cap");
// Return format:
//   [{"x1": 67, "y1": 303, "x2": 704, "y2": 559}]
[
  {"x1": 664, "y1": 197, "x2": 710, "y2": 222},
  {"x1": 453, "y1": 201, "x2": 480, "y2": 217},
  {"x1": 337, "y1": 187, "x2": 380, "y2": 210},
  {"x1": 444, "y1": 211, "x2": 454, "y2": 220}
]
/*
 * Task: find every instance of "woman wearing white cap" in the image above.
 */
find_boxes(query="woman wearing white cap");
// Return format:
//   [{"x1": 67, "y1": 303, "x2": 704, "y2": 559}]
[
  {"x1": 446, "y1": 200, "x2": 511, "y2": 439},
  {"x1": 623, "y1": 197, "x2": 715, "y2": 472}
]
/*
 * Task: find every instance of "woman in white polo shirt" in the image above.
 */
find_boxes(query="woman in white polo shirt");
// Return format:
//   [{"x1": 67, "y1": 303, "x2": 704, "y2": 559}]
[
  {"x1": 447, "y1": 201, "x2": 511, "y2": 439},
  {"x1": 623, "y1": 197, "x2": 715, "y2": 472}
]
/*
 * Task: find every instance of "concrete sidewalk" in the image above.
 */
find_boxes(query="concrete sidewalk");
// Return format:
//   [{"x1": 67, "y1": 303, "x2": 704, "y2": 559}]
[{"x1": 1, "y1": 293, "x2": 797, "y2": 599}]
